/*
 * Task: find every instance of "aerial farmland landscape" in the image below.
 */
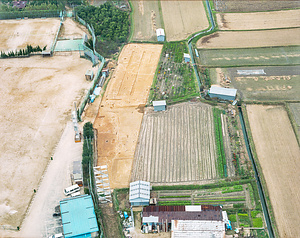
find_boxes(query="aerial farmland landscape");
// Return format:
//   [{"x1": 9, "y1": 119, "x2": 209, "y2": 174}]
[{"x1": 0, "y1": 0, "x2": 299, "y2": 238}]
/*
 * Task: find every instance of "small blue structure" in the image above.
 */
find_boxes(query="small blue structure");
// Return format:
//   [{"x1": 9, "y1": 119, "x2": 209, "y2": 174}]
[
  {"x1": 156, "y1": 28, "x2": 165, "y2": 42},
  {"x1": 153, "y1": 100, "x2": 166, "y2": 112},
  {"x1": 184, "y1": 53, "x2": 191, "y2": 63},
  {"x1": 209, "y1": 86, "x2": 237, "y2": 101},
  {"x1": 129, "y1": 181, "x2": 150, "y2": 206},
  {"x1": 60, "y1": 195, "x2": 99, "y2": 238},
  {"x1": 195, "y1": 49, "x2": 199, "y2": 57}
]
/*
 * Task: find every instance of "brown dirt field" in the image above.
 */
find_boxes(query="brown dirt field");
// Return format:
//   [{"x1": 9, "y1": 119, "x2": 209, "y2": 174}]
[
  {"x1": 161, "y1": 0, "x2": 209, "y2": 41},
  {"x1": 94, "y1": 43, "x2": 162, "y2": 189},
  {"x1": 246, "y1": 105, "x2": 300, "y2": 238},
  {"x1": 0, "y1": 53, "x2": 92, "y2": 229},
  {"x1": 59, "y1": 18, "x2": 90, "y2": 39},
  {"x1": 131, "y1": 0, "x2": 163, "y2": 41},
  {"x1": 217, "y1": 9, "x2": 300, "y2": 30},
  {"x1": 0, "y1": 18, "x2": 60, "y2": 51},
  {"x1": 197, "y1": 28, "x2": 300, "y2": 48}
]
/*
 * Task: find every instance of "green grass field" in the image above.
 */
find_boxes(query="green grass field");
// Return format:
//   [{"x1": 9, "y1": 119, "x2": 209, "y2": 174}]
[{"x1": 198, "y1": 46, "x2": 300, "y2": 67}]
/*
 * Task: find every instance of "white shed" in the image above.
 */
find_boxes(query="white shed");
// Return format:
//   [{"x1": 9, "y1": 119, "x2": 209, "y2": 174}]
[{"x1": 129, "y1": 181, "x2": 150, "y2": 206}]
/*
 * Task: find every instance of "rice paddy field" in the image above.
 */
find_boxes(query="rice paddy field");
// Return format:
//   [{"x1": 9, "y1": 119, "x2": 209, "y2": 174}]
[{"x1": 197, "y1": 46, "x2": 300, "y2": 67}]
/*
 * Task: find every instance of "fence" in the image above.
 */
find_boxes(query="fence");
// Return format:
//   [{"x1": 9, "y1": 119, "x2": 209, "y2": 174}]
[
  {"x1": 75, "y1": 14, "x2": 105, "y2": 120},
  {"x1": 0, "y1": 10, "x2": 61, "y2": 20}
]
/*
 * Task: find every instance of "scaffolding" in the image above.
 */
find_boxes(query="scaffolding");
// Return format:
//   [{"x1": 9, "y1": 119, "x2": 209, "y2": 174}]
[{"x1": 93, "y1": 165, "x2": 112, "y2": 203}]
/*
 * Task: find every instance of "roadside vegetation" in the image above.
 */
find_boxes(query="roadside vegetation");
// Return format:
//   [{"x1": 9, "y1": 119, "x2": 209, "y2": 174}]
[
  {"x1": 148, "y1": 41, "x2": 199, "y2": 104},
  {"x1": 82, "y1": 122, "x2": 94, "y2": 187},
  {"x1": 75, "y1": 2, "x2": 130, "y2": 57}
]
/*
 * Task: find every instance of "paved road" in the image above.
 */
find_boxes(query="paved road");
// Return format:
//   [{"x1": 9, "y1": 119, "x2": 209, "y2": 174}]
[{"x1": 18, "y1": 122, "x2": 83, "y2": 237}]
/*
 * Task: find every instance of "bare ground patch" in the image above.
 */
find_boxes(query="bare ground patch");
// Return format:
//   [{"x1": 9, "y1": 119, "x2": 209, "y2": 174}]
[
  {"x1": 0, "y1": 18, "x2": 60, "y2": 51},
  {"x1": 94, "y1": 43, "x2": 162, "y2": 189},
  {"x1": 0, "y1": 53, "x2": 92, "y2": 229}
]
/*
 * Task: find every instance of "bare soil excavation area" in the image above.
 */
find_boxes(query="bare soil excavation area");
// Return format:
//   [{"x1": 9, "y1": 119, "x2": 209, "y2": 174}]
[
  {"x1": 161, "y1": 0, "x2": 209, "y2": 41},
  {"x1": 0, "y1": 54, "x2": 92, "y2": 229},
  {"x1": 217, "y1": 9, "x2": 300, "y2": 30},
  {"x1": 0, "y1": 18, "x2": 60, "y2": 51},
  {"x1": 94, "y1": 43, "x2": 162, "y2": 189},
  {"x1": 132, "y1": 102, "x2": 218, "y2": 185},
  {"x1": 197, "y1": 28, "x2": 300, "y2": 49},
  {"x1": 246, "y1": 105, "x2": 300, "y2": 238}
]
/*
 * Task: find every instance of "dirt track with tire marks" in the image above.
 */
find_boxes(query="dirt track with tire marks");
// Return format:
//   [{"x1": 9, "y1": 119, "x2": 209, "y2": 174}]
[{"x1": 132, "y1": 102, "x2": 218, "y2": 184}]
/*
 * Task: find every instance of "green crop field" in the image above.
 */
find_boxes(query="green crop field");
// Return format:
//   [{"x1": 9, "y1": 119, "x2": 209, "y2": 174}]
[
  {"x1": 197, "y1": 46, "x2": 300, "y2": 67},
  {"x1": 148, "y1": 42, "x2": 198, "y2": 104}
]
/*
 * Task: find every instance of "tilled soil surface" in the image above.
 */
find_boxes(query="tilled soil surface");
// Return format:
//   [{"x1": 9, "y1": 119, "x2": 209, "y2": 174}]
[{"x1": 132, "y1": 102, "x2": 218, "y2": 184}]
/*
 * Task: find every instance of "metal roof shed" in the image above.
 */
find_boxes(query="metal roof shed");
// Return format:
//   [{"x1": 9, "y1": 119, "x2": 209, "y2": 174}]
[
  {"x1": 129, "y1": 181, "x2": 150, "y2": 206},
  {"x1": 153, "y1": 100, "x2": 166, "y2": 112},
  {"x1": 209, "y1": 86, "x2": 237, "y2": 101},
  {"x1": 184, "y1": 53, "x2": 191, "y2": 63},
  {"x1": 156, "y1": 28, "x2": 165, "y2": 42},
  {"x1": 60, "y1": 195, "x2": 99, "y2": 238}
]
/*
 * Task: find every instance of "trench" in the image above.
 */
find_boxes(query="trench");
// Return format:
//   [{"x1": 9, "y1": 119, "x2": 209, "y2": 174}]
[{"x1": 238, "y1": 107, "x2": 275, "y2": 238}]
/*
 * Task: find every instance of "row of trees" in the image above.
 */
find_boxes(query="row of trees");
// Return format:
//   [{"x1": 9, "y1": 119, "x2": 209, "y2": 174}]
[
  {"x1": 0, "y1": 44, "x2": 46, "y2": 58},
  {"x1": 82, "y1": 122, "x2": 94, "y2": 186}
]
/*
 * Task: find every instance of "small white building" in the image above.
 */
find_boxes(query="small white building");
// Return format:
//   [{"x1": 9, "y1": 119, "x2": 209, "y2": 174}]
[
  {"x1": 184, "y1": 53, "x2": 191, "y2": 63},
  {"x1": 156, "y1": 28, "x2": 165, "y2": 42},
  {"x1": 153, "y1": 100, "x2": 166, "y2": 112},
  {"x1": 129, "y1": 181, "x2": 150, "y2": 206}
]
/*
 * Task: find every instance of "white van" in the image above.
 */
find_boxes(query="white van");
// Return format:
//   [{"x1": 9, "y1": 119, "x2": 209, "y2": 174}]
[{"x1": 64, "y1": 184, "x2": 80, "y2": 196}]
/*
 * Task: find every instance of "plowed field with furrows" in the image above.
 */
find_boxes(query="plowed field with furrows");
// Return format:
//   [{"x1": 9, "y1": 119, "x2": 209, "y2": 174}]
[{"x1": 132, "y1": 102, "x2": 218, "y2": 184}]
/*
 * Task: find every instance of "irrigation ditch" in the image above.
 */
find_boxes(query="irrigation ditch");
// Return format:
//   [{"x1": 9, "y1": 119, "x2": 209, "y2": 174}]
[{"x1": 187, "y1": 1, "x2": 275, "y2": 237}]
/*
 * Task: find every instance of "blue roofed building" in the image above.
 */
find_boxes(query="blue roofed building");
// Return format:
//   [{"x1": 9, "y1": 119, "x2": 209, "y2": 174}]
[
  {"x1": 60, "y1": 195, "x2": 99, "y2": 238},
  {"x1": 156, "y1": 28, "x2": 165, "y2": 42},
  {"x1": 129, "y1": 181, "x2": 151, "y2": 206},
  {"x1": 209, "y1": 86, "x2": 237, "y2": 101}
]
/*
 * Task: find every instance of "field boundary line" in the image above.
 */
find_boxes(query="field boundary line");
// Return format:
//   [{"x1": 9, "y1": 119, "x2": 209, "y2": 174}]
[
  {"x1": 284, "y1": 103, "x2": 300, "y2": 147},
  {"x1": 158, "y1": 0, "x2": 165, "y2": 32}
]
